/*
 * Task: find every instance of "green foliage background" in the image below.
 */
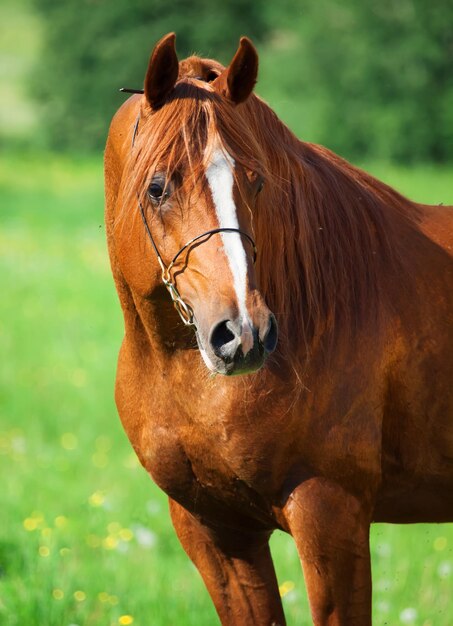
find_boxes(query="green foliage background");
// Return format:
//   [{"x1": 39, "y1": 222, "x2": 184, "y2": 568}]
[
  {"x1": 29, "y1": 0, "x2": 270, "y2": 151},
  {"x1": 268, "y1": 0, "x2": 453, "y2": 162},
  {"x1": 17, "y1": 0, "x2": 453, "y2": 161}
]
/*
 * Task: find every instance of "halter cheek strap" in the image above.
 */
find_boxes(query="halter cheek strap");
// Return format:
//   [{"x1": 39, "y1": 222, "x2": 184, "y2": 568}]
[
  {"x1": 138, "y1": 197, "x2": 257, "y2": 327},
  {"x1": 129, "y1": 109, "x2": 258, "y2": 328}
]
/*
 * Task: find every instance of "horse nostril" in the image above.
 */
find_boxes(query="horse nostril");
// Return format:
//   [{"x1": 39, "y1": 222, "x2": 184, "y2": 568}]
[
  {"x1": 261, "y1": 314, "x2": 278, "y2": 353},
  {"x1": 209, "y1": 320, "x2": 238, "y2": 359}
]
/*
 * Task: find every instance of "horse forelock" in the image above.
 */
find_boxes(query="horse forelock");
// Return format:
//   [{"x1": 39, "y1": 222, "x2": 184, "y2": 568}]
[
  {"x1": 123, "y1": 77, "x2": 270, "y2": 216},
  {"x1": 120, "y1": 56, "x2": 421, "y2": 363},
  {"x1": 177, "y1": 56, "x2": 225, "y2": 83}
]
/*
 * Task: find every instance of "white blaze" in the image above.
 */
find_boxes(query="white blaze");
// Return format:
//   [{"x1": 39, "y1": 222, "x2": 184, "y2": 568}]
[{"x1": 205, "y1": 146, "x2": 250, "y2": 322}]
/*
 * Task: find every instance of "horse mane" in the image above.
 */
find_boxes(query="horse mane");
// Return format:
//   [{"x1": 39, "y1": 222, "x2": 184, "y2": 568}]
[
  {"x1": 124, "y1": 57, "x2": 421, "y2": 361},
  {"x1": 239, "y1": 96, "x2": 421, "y2": 354}
]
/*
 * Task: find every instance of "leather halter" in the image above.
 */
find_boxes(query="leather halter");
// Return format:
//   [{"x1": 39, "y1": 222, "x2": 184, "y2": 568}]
[{"x1": 129, "y1": 109, "x2": 258, "y2": 327}]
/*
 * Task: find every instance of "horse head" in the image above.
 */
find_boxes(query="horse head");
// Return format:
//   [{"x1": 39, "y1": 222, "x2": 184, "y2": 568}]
[{"x1": 110, "y1": 34, "x2": 278, "y2": 376}]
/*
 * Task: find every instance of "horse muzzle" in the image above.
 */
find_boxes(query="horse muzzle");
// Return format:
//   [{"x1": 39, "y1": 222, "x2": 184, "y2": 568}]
[{"x1": 197, "y1": 310, "x2": 278, "y2": 375}]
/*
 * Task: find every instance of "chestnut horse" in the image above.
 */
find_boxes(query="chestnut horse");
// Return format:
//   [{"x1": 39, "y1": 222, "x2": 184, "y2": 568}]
[{"x1": 104, "y1": 33, "x2": 453, "y2": 625}]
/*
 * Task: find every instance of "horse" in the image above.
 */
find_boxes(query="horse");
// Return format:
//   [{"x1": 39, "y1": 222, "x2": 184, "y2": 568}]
[{"x1": 104, "y1": 33, "x2": 453, "y2": 625}]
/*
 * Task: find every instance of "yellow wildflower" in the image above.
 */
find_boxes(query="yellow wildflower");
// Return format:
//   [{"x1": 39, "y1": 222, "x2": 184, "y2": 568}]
[
  {"x1": 74, "y1": 590, "x2": 86, "y2": 602},
  {"x1": 103, "y1": 536, "x2": 118, "y2": 550},
  {"x1": 434, "y1": 537, "x2": 447, "y2": 551},
  {"x1": 118, "y1": 528, "x2": 134, "y2": 542},
  {"x1": 61, "y1": 433, "x2": 78, "y2": 450},
  {"x1": 88, "y1": 491, "x2": 105, "y2": 507},
  {"x1": 23, "y1": 518, "x2": 38, "y2": 531},
  {"x1": 55, "y1": 515, "x2": 68, "y2": 528},
  {"x1": 98, "y1": 591, "x2": 110, "y2": 603},
  {"x1": 24, "y1": 511, "x2": 45, "y2": 531},
  {"x1": 279, "y1": 580, "x2": 295, "y2": 597}
]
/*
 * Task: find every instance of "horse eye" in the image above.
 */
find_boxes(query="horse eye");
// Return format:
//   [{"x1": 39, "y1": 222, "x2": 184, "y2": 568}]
[
  {"x1": 257, "y1": 178, "x2": 264, "y2": 194},
  {"x1": 148, "y1": 181, "x2": 166, "y2": 202}
]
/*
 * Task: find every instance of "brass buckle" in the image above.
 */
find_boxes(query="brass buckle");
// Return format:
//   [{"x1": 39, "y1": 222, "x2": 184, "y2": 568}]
[{"x1": 162, "y1": 271, "x2": 195, "y2": 326}]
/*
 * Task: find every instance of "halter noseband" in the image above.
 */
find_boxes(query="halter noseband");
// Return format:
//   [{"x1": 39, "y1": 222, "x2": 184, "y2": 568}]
[{"x1": 129, "y1": 110, "x2": 258, "y2": 328}]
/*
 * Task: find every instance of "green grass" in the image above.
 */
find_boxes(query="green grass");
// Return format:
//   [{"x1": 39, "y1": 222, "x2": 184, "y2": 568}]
[{"x1": 1, "y1": 154, "x2": 452, "y2": 626}]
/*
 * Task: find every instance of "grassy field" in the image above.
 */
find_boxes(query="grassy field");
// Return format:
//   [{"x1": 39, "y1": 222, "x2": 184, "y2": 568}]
[{"x1": 1, "y1": 154, "x2": 452, "y2": 626}]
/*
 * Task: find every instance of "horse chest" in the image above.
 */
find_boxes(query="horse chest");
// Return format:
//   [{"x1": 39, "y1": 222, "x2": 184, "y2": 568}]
[
  {"x1": 127, "y1": 377, "x2": 290, "y2": 527},
  {"x1": 118, "y1": 354, "x2": 382, "y2": 520},
  {"x1": 137, "y1": 426, "x2": 278, "y2": 527}
]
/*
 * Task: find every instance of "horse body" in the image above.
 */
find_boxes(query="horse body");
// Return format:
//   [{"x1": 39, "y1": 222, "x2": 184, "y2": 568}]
[
  {"x1": 375, "y1": 233, "x2": 453, "y2": 523},
  {"x1": 105, "y1": 34, "x2": 453, "y2": 625}
]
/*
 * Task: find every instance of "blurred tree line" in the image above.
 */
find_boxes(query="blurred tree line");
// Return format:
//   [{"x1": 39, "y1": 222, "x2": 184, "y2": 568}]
[{"x1": 31, "y1": 0, "x2": 453, "y2": 162}]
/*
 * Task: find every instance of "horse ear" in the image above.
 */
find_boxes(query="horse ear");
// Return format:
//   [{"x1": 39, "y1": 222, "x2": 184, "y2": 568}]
[
  {"x1": 144, "y1": 33, "x2": 179, "y2": 109},
  {"x1": 213, "y1": 37, "x2": 258, "y2": 104}
]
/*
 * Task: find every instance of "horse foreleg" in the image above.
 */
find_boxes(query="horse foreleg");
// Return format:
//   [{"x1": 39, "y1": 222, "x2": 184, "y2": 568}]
[
  {"x1": 283, "y1": 478, "x2": 372, "y2": 626},
  {"x1": 169, "y1": 498, "x2": 286, "y2": 626}
]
